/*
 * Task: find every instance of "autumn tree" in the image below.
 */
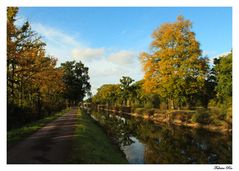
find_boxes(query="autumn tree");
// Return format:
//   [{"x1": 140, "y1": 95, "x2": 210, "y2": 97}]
[
  {"x1": 7, "y1": 7, "x2": 66, "y2": 129},
  {"x1": 61, "y1": 61, "x2": 91, "y2": 105},
  {"x1": 7, "y1": 7, "x2": 46, "y2": 106},
  {"x1": 140, "y1": 16, "x2": 208, "y2": 109}
]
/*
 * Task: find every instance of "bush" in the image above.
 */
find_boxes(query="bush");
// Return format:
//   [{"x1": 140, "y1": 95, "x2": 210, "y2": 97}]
[
  {"x1": 209, "y1": 106, "x2": 231, "y2": 121},
  {"x1": 191, "y1": 109, "x2": 210, "y2": 124},
  {"x1": 7, "y1": 104, "x2": 37, "y2": 130}
]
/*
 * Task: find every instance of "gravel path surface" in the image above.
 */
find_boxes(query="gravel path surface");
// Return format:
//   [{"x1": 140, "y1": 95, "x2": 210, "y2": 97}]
[{"x1": 7, "y1": 107, "x2": 78, "y2": 164}]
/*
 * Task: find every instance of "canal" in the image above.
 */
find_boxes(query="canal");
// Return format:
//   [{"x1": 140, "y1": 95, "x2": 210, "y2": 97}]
[{"x1": 89, "y1": 109, "x2": 232, "y2": 164}]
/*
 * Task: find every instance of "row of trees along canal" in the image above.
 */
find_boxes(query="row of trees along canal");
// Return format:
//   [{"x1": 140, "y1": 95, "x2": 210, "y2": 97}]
[
  {"x1": 7, "y1": 7, "x2": 91, "y2": 130},
  {"x1": 7, "y1": 7, "x2": 231, "y2": 131},
  {"x1": 89, "y1": 16, "x2": 232, "y2": 129}
]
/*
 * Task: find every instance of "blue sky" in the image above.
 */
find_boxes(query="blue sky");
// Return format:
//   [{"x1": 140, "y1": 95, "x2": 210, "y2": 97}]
[{"x1": 18, "y1": 7, "x2": 232, "y2": 94}]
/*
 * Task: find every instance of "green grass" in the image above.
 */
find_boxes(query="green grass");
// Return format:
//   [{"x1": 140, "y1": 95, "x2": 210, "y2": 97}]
[
  {"x1": 69, "y1": 109, "x2": 128, "y2": 164},
  {"x1": 7, "y1": 108, "x2": 70, "y2": 147}
]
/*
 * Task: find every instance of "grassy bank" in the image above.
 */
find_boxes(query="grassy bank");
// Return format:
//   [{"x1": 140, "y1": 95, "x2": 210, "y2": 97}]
[
  {"x1": 69, "y1": 109, "x2": 128, "y2": 164},
  {"x1": 95, "y1": 106, "x2": 231, "y2": 134},
  {"x1": 7, "y1": 108, "x2": 70, "y2": 147}
]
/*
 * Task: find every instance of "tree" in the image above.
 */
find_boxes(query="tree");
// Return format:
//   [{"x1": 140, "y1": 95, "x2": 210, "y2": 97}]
[
  {"x1": 214, "y1": 52, "x2": 232, "y2": 106},
  {"x1": 92, "y1": 84, "x2": 121, "y2": 105},
  {"x1": 198, "y1": 65, "x2": 217, "y2": 108},
  {"x1": 130, "y1": 80, "x2": 160, "y2": 108},
  {"x1": 7, "y1": 7, "x2": 46, "y2": 106},
  {"x1": 7, "y1": 7, "x2": 62, "y2": 111},
  {"x1": 140, "y1": 16, "x2": 208, "y2": 109},
  {"x1": 61, "y1": 61, "x2": 91, "y2": 105},
  {"x1": 119, "y1": 76, "x2": 135, "y2": 106},
  {"x1": 7, "y1": 7, "x2": 66, "y2": 129}
]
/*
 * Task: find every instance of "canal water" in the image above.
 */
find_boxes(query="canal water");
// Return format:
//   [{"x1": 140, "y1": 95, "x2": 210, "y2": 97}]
[{"x1": 90, "y1": 109, "x2": 232, "y2": 164}]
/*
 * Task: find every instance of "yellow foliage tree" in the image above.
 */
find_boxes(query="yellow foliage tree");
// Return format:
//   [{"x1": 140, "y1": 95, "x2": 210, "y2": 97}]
[
  {"x1": 140, "y1": 16, "x2": 208, "y2": 109},
  {"x1": 7, "y1": 7, "x2": 65, "y2": 116}
]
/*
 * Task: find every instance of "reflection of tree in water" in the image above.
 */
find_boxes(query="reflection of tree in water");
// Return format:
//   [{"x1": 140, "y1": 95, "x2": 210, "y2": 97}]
[
  {"x1": 131, "y1": 119, "x2": 232, "y2": 164},
  {"x1": 91, "y1": 110, "x2": 232, "y2": 164},
  {"x1": 91, "y1": 110, "x2": 135, "y2": 146}
]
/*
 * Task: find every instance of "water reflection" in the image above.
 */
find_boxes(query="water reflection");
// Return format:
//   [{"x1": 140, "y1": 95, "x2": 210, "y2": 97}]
[{"x1": 90, "y1": 110, "x2": 232, "y2": 164}]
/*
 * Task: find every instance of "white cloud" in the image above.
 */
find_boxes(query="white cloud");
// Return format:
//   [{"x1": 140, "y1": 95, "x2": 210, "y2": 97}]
[
  {"x1": 72, "y1": 48, "x2": 105, "y2": 61},
  {"x1": 28, "y1": 22, "x2": 143, "y2": 95},
  {"x1": 32, "y1": 23, "x2": 80, "y2": 48},
  {"x1": 81, "y1": 52, "x2": 144, "y2": 95},
  {"x1": 108, "y1": 50, "x2": 137, "y2": 65},
  {"x1": 31, "y1": 22, "x2": 107, "y2": 64}
]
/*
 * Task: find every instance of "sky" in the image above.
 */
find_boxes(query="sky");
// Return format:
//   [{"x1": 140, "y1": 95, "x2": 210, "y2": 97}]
[{"x1": 17, "y1": 7, "x2": 232, "y2": 95}]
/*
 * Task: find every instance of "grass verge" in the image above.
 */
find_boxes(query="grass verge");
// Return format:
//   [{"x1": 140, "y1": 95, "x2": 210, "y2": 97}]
[
  {"x1": 7, "y1": 108, "x2": 70, "y2": 147},
  {"x1": 69, "y1": 109, "x2": 128, "y2": 164}
]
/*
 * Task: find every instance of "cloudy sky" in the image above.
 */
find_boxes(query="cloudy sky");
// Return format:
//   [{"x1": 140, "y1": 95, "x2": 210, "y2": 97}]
[{"x1": 17, "y1": 7, "x2": 232, "y2": 95}]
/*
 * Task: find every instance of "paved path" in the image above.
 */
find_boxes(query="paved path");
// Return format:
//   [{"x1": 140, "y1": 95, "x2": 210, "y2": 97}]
[{"x1": 7, "y1": 107, "x2": 78, "y2": 164}]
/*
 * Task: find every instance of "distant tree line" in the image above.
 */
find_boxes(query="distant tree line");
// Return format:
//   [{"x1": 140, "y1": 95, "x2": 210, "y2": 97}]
[
  {"x1": 91, "y1": 77, "x2": 160, "y2": 109},
  {"x1": 7, "y1": 7, "x2": 91, "y2": 129}
]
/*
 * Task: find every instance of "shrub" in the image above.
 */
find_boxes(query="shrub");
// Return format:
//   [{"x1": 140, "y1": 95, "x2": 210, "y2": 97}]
[
  {"x1": 209, "y1": 106, "x2": 230, "y2": 121},
  {"x1": 191, "y1": 109, "x2": 210, "y2": 124}
]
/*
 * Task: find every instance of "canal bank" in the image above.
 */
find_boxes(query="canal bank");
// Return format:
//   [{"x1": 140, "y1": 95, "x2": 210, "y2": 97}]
[
  {"x1": 92, "y1": 105, "x2": 232, "y2": 134},
  {"x1": 69, "y1": 108, "x2": 128, "y2": 164}
]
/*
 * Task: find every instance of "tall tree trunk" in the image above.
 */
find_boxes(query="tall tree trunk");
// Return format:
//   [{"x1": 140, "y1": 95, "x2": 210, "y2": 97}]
[
  {"x1": 11, "y1": 62, "x2": 15, "y2": 105},
  {"x1": 37, "y1": 87, "x2": 41, "y2": 115},
  {"x1": 19, "y1": 77, "x2": 23, "y2": 107}
]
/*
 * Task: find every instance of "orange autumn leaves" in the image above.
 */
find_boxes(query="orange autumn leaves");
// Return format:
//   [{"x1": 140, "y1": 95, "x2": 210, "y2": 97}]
[{"x1": 7, "y1": 7, "x2": 65, "y2": 110}]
